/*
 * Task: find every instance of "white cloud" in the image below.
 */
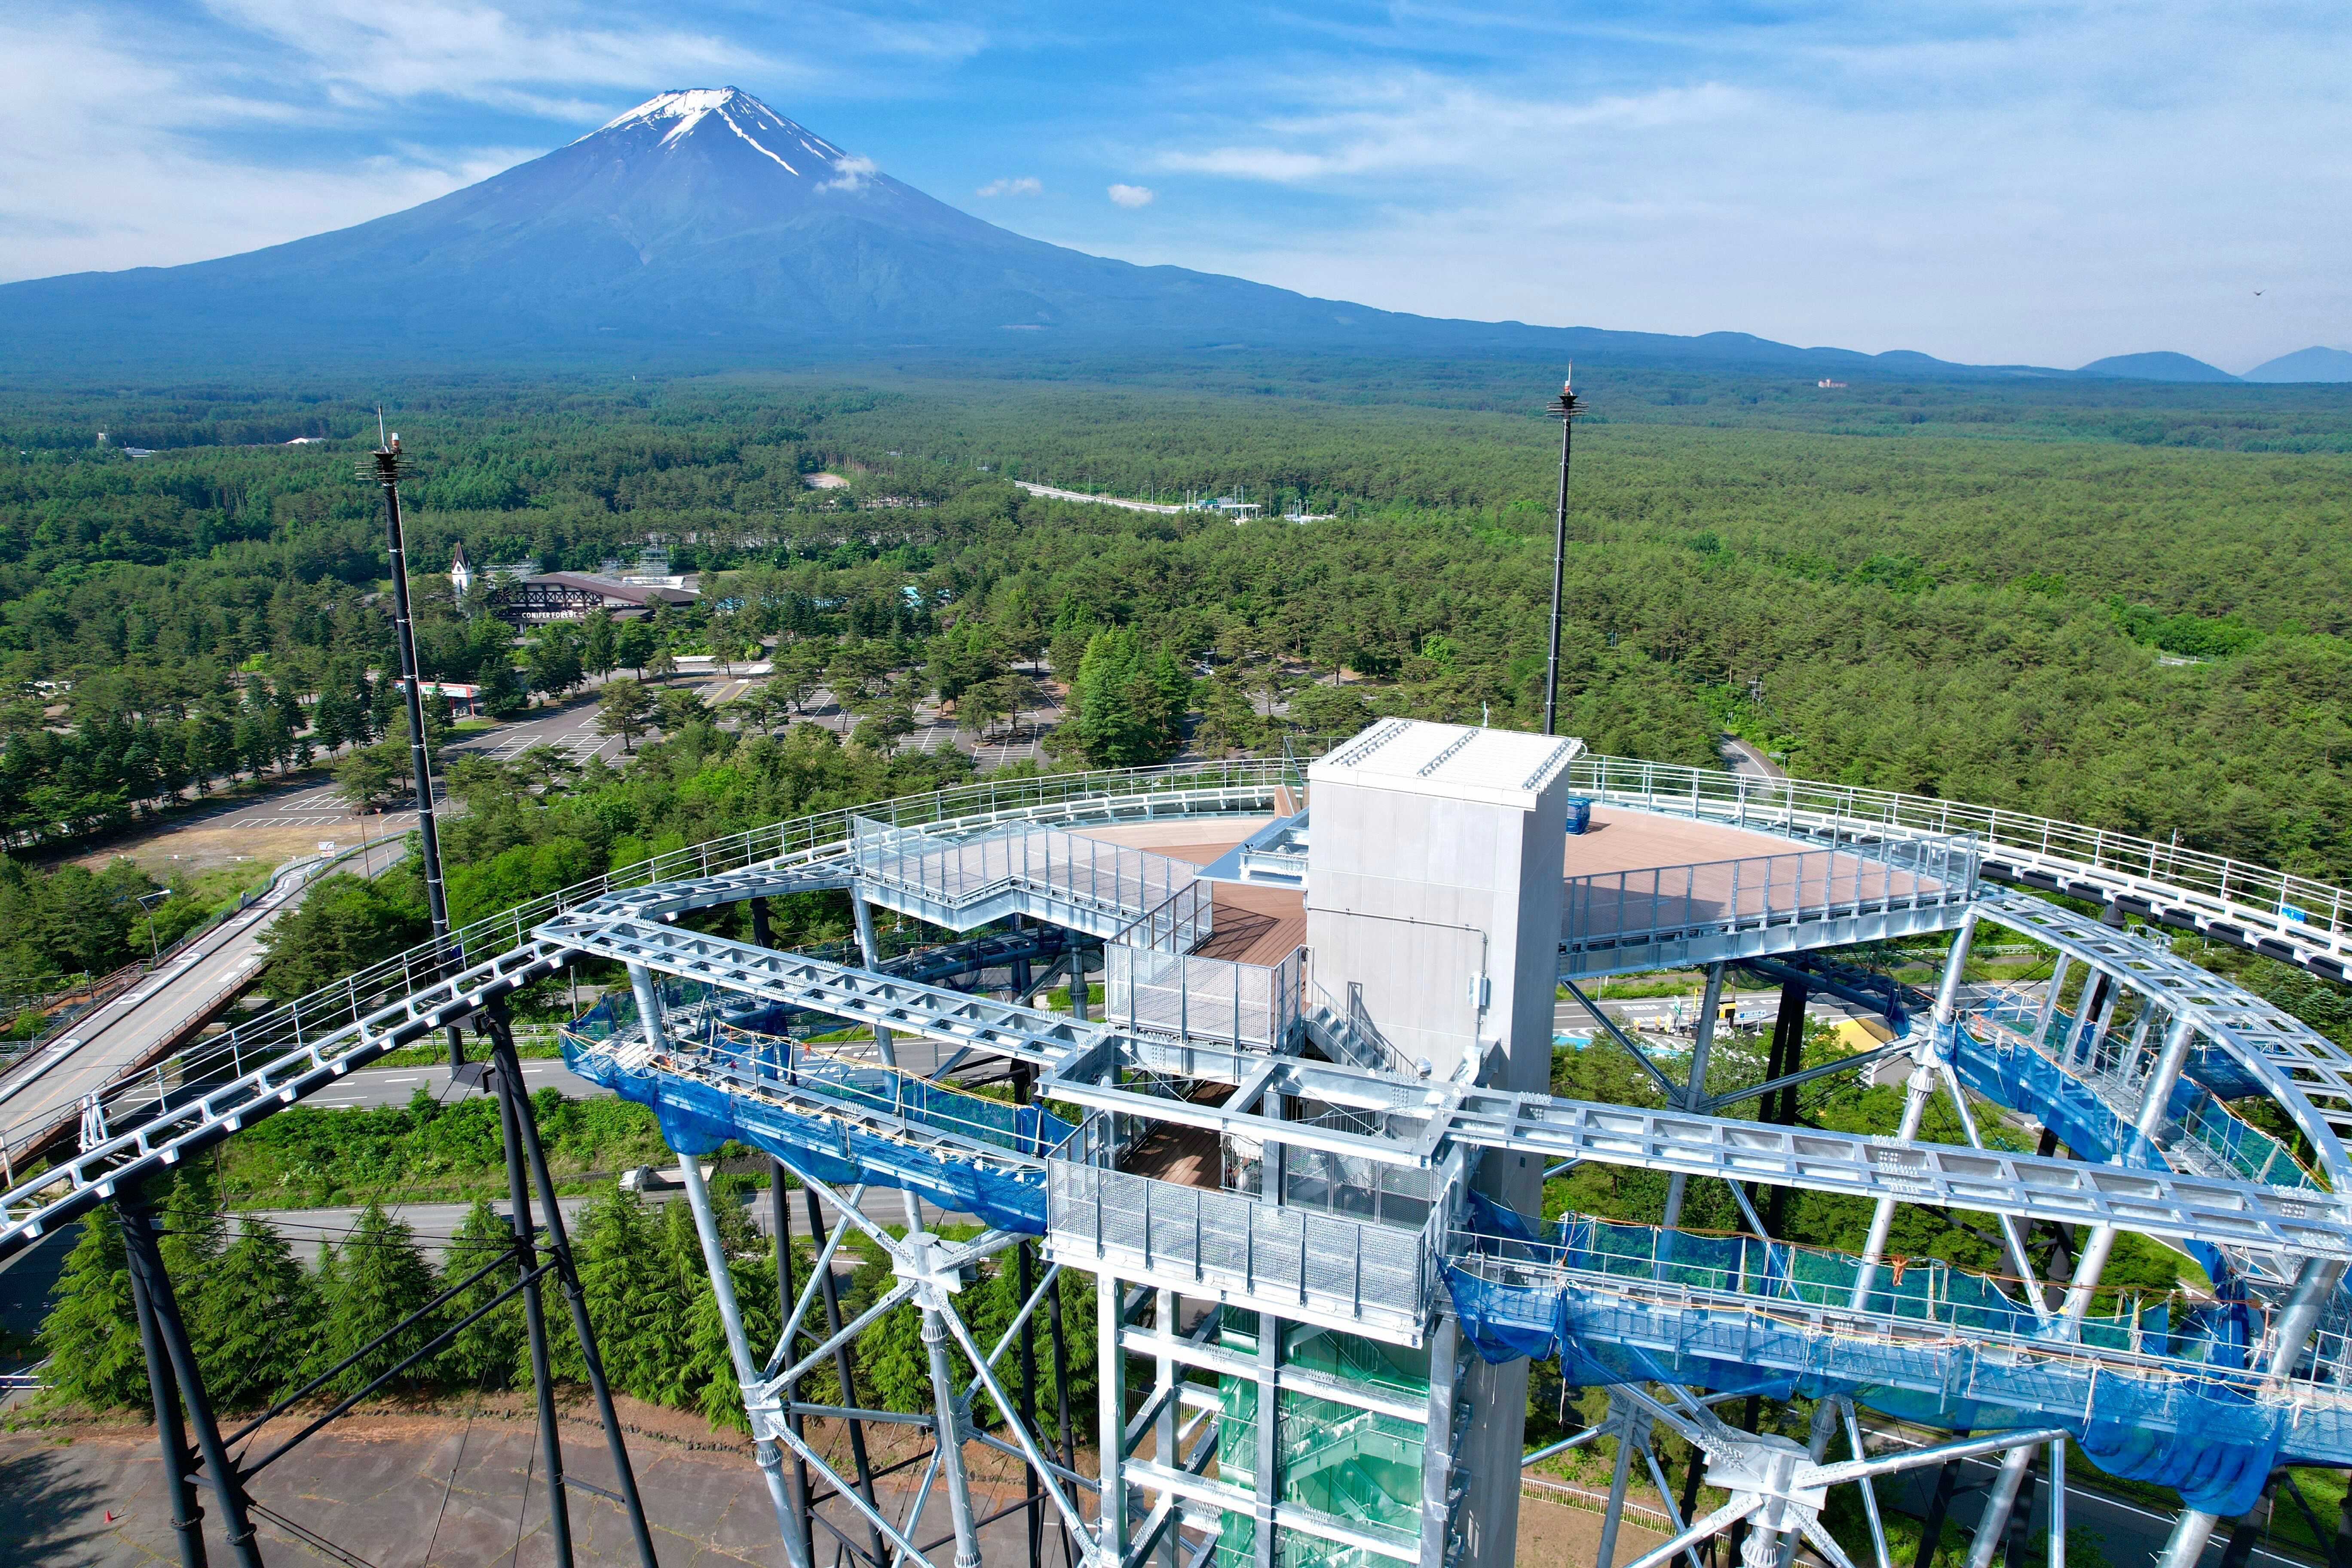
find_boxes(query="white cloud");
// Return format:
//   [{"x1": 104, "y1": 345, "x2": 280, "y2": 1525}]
[
  {"x1": 1099, "y1": 13, "x2": 2352, "y2": 368},
  {"x1": 0, "y1": 19, "x2": 527, "y2": 280},
  {"x1": 1107, "y1": 183, "x2": 1156, "y2": 208},
  {"x1": 977, "y1": 176, "x2": 1042, "y2": 197},
  {"x1": 200, "y1": 0, "x2": 771, "y2": 116},
  {"x1": 819, "y1": 154, "x2": 881, "y2": 192}
]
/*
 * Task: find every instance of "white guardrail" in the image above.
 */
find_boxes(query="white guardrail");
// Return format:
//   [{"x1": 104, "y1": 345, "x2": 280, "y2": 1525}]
[
  {"x1": 14, "y1": 747, "x2": 2352, "y2": 1254},
  {"x1": 1566, "y1": 756, "x2": 2352, "y2": 974}
]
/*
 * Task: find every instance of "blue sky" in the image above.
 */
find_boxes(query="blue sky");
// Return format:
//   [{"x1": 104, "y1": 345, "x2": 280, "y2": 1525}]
[{"x1": 4, "y1": 1, "x2": 2345, "y2": 370}]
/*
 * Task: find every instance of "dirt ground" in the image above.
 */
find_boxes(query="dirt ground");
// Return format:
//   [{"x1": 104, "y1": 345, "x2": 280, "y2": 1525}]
[
  {"x1": 1514, "y1": 1492, "x2": 1671, "y2": 1568},
  {"x1": 74, "y1": 818, "x2": 411, "y2": 879},
  {"x1": 0, "y1": 1400, "x2": 1660, "y2": 1568},
  {"x1": 5, "y1": 1398, "x2": 1069, "y2": 1568}
]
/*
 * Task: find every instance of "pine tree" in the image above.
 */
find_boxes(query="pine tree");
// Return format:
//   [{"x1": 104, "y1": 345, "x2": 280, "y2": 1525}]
[
  {"x1": 190, "y1": 1216, "x2": 319, "y2": 1408},
  {"x1": 439, "y1": 1197, "x2": 523, "y2": 1390},
  {"x1": 685, "y1": 1251, "x2": 780, "y2": 1431},
  {"x1": 316, "y1": 1202, "x2": 441, "y2": 1396},
  {"x1": 39, "y1": 1209, "x2": 149, "y2": 1409},
  {"x1": 559, "y1": 1186, "x2": 689, "y2": 1402}
]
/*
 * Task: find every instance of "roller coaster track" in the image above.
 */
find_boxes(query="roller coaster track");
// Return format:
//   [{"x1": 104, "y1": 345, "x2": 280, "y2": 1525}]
[
  {"x1": 15, "y1": 745, "x2": 2352, "y2": 1568},
  {"x1": 9, "y1": 753, "x2": 2352, "y2": 1282}
]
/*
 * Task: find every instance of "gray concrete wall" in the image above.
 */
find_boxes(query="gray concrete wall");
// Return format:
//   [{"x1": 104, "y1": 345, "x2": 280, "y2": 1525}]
[
  {"x1": 1302, "y1": 723, "x2": 1573, "y2": 1568},
  {"x1": 1305, "y1": 751, "x2": 1569, "y2": 1088}
]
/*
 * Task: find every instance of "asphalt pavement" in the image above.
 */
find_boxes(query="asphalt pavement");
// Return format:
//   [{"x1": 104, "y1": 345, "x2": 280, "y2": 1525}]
[
  {"x1": 0, "y1": 836, "x2": 412, "y2": 1168},
  {"x1": 299, "y1": 1054, "x2": 598, "y2": 1110},
  {"x1": 1877, "y1": 1439, "x2": 2309, "y2": 1568}
]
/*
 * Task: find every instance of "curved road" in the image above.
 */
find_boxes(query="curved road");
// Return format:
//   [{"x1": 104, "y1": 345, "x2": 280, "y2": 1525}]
[{"x1": 0, "y1": 838, "x2": 410, "y2": 1171}]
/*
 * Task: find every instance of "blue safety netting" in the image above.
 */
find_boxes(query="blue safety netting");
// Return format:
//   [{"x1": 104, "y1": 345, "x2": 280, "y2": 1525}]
[
  {"x1": 1444, "y1": 1196, "x2": 2313, "y2": 1514},
  {"x1": 560, "y1": 998, "x2": 1071, "y2": 1235},
  {"x1": 1960, "y1": 1005, "x2": 2315, "y2": 1192}
]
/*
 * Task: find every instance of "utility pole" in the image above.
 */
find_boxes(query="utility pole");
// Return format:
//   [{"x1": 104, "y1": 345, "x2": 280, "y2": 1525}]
[
  {"x1": 1542, "y1": 369, "x2": 1584, "y2": 737},
  {"x1": 367, "y1": 414, "x2": 464, "y2": 1065}
]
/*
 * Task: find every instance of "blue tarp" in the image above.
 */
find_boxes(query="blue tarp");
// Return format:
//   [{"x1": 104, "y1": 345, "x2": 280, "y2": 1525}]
[
  {"x1": 561, "y1": 1028, "x2": 1065, "y2": 1235},
  {"x1": 1444, "y1": 1198, "x2": 2297, "y2": 1514}
]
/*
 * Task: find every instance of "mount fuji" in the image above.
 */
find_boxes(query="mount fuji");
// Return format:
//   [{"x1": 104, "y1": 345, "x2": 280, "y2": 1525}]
[
  {"x1": 0, "y1": 87, "x2": 2208, "y2": 379},
  {"x1": 3, "y1": 87, "x2": 1504, "y2": 368}
]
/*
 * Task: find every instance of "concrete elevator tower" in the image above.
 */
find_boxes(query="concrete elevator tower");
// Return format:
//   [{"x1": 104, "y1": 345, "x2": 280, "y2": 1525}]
[{"x1": 1305, "y1": 719, "x2": 1580, "y2": 1568}]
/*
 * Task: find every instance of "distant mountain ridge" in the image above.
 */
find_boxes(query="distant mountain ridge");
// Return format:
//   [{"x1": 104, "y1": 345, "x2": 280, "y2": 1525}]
[
  {"x1": 0, "y1": 88, "x2": 2340, "y2": 384},
  {"x1": 2076, "y1": 351, "x2": 2239, "y2": 383},
  {"x1": 2242, "y1": 346, "x2": 2352, "y2": 383}
]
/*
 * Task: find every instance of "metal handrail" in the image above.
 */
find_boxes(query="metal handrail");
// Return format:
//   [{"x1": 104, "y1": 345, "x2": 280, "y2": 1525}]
[
  {"x1": 0, "y1": 759, "x2": 1286, "y2": 1163},
  {"x1": 1568, "y1": 756, "x2": 2352, "y2": 957}
]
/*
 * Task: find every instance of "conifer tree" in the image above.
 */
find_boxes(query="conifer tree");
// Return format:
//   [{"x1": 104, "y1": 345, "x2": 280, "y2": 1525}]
[
  {"x1": 559, "y1": 1186, "x2": 689, "y2": 1401},
  {"x1": 316, "y1": 1202, "x2": 440, "y2": 1395},
  {"x1": 191, "y1": 1216, "x2": 319, "y2": 1408},
  {"x1": 438, "y1": 1196, "x2": 522, "y2": 1390},
  {"x1": 38, "y1": 1208, "x2": 148, "y2": 1409}
]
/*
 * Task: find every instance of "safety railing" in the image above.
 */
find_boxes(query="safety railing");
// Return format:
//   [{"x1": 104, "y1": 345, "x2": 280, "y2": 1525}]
[
  {"x1": 1115, "y1": 878, "x2": 1216, "y2": 956},
  {"x1": 1568, "y1": 755, "x2": 2352, "y2": 958},
  {"x1": 1560, "y1": 826, "x2": 1977, "y2": 957},
  {"x1": 3, "y1": 758, "x2": 1284, "y2": 1170},
  {"x1": 1047, "y1": 1161, "x2": 1438, "y2": 1340},
  {"x1": 853, "y1": 815, "x2": 1211, "y2": 943},
  {"x1": 1963, "y1": 991, "x2": 2321, "y2": 1191},
  {"x1": 1103, "y1": 943, "x2": 1302, "y2": 1052}
]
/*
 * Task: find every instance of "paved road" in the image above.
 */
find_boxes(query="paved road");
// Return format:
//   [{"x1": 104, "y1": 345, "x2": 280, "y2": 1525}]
[
  {"x1": 242, "y1": 1178, "x2": 966, "y2": 1265},
  {"x1": 0, "y1": 838, "x2": 412, "y2": 1167},
  {"x1": 1877, "y1": 1438, "x2": 2305, "y2": 1568},
  {"x1": 1013, "y1": 480, "x2": 1188, "y2": 514},
  {"x1": 302, "y1": 1055, "x2": 598, "y2": 1109},
  {"x1": 1719, "y1": 733, "x2": 1788, "y2": 780}
]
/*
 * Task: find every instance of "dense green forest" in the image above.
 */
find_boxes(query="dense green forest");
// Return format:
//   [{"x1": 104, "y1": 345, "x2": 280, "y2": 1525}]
[
  {"x1": 5, "y1": 363, "x2": 2348, "y2": 878},
  {"x1": 39, "y1": 1158, "x2": 1095, "y2": 1440}
]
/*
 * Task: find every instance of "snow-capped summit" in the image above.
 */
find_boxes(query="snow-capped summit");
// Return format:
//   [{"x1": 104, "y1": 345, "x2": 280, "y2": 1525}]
[
  {"x1": 0, "y1": 87, "x2": 1528, "y2": 367},
  {"x1": 584, "y1": 87, "x2": 858, "y2": 180}
]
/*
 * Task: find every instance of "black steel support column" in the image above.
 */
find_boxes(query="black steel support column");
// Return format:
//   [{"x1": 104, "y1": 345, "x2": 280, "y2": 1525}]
[
  {"x1": 2218, "y1": 1512, "x2": 2265, "y2": 1568},
  {"x1": 1911, "y1": 1428, "x2": 1970, "y2": 1568},
  {"x1": 2001, "y1": 1445, "x2": 2037, "y2": 1568},
  {"x1": 1011, "y1": 915, "x2": 1034, "y2": 1002},
  {"x1": 773, "y1": 1159, "x2": 815, "y2": 1568},
  {"x1": 369, "y1": 431, "x2": 465, "y2": 1067},
  {"x1": 1541, "y1": 377, "x2": 1582, "y2": 737},
  {"x1": 487, "y1": 1020, "x2": 574, "y2": 1568},
  {"x1": 124, "y1": 1207, "x2": 208, "y2": 1568},
  {"x1": 1768, "y1": 979, "x2": 1809, "y2": 1126},
  {"x1": 485, "y1": 1002, "x2": 662, "y2": 1568},
  {"x1": 1678, "y1": 1439, "x2": 1704, "y2": 1550},
  {"x1": 805, "y1": 1187, "x2": 888, "y2": 1568},
  {"x1": 118, "y1": 1203, "x2": 265, "y2": 1568},
  {"x1": 750, "y1": 897, "x2": 772, "y2": 949},
  {"x1": 1764, "y1": 980, "x2": 1806, "y2": 1235}
]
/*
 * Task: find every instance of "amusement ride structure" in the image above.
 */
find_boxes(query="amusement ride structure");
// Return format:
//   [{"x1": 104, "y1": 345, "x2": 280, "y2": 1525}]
[{"x1": 8, "y1": 718, "x2": 2352, "y2": 1568}]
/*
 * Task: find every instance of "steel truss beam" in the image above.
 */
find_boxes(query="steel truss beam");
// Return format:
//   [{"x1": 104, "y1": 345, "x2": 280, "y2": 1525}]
[
  {"x1": 561, "y1": 909, "x2": 2352, "y2": 1262},
  {"x1": 1975, "y1": 891, "x2": 2352, "y2": 1175},
  {"x1": 1442, "y1": 1085, "x2": 2352, "y2": 1257},
  {"x1": 0, "y1": 936, "x2": 571, "y2": 1259}
]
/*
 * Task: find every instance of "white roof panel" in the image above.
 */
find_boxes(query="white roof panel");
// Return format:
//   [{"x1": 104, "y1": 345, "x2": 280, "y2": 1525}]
[{"x1": 1307, "y1": 720, "x2": 1582, "y2": 808}]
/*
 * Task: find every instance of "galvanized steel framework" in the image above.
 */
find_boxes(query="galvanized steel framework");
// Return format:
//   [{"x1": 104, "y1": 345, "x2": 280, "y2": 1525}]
[{"x1": 11, "y1": 753, "x2": 2352, "y2": 1568}]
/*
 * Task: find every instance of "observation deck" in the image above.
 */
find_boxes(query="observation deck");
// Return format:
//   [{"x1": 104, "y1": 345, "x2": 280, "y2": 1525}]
[{"x1": 13, "y1": 727, "x2": 2352, "y2": 1568}]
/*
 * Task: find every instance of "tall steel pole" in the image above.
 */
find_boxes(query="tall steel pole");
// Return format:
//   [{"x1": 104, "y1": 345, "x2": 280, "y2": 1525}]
[
  {"x1": 1541, "y1": 374, "x2": 1583, "y2": 737},
  {"x1": 369, "y1": 424, "x2": 462, "y2": 1064}
]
